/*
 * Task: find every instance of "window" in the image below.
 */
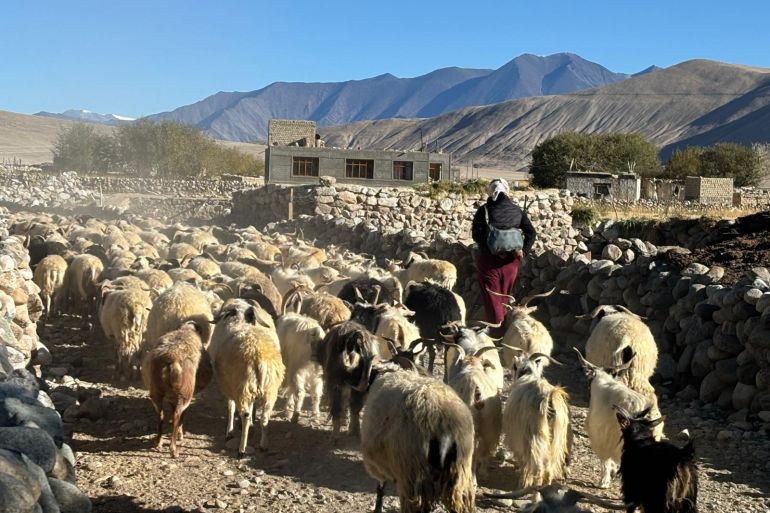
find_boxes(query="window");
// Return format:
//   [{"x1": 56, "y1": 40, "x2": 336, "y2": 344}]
[
  {"x1": 345, "y1": 159, "x2": 374, "y2": 179},
  {"x1": 429, "y1": 163, "x2": 442, "y2": 181},
  {"x1": 292, "y1": 157, "x2": 319, "y2": 177},
  {"x1": 393, "y1": 161, "x2": 414, "y2": 181},
  {"x1": 593, "y1": 183, "x2": 611, "y2": 197}
]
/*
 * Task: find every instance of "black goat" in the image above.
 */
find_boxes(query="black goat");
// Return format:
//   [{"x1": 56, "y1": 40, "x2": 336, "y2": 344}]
[
  {"x1": 319, "y1": 321, "x2": 379, "y2": 437},
  {"x1": 403, "y1": 281, "x2": 463, "y2": 373},
  {"x1": 616, "y1": 406, "x2": 698, "y2": 513},
  {"x1": 338, "y1": 278, "x2": 394, "y2": 305}
]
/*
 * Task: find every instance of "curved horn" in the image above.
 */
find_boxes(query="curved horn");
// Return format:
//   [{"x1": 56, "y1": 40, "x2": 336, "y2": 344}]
[
  {"x1": 441, "y1": 341, "x2": 466, "y2": 361},
  {"x1": 613, "y1": 304, "x2": 647, "y2": 320},
  {"x1": 373, "y1": 284, "x2": 381, "y2": 305},
  {"x1": 575, "y1": 490, "x2": 627, "y2": 510},
  {"x1": 483, "y1": 485, "x2": 541, "y2": 500},
  {"x1": 573, "y1": 347, "x2": 597, "y2": 370},
  {"x1": 474, "y1": 346, "x2": 499, "y2": 358},
  {"x1": 499, "y1": 343, "x2": 524, "y2": 354},
  {"x1": 485, "y1": 288, "x2": 515, "y2": 301},
  {"x1": 530, "y1": 352, "x2": 564, "y2": 366},
  {"x1": 520, "y1": 287, "x2": 556, "y2": 307},
  {"x1": 475, "y1": 320, "x2": 502, "y2": 329}
]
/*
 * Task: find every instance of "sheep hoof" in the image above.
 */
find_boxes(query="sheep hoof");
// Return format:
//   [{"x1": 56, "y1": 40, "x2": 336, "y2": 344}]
[
  {"x1": 237, "y1": 451, "x2": 246, "y2": 459},
  {"x1": 291, "y1": 413, "x2": 300, "y2": 424}
]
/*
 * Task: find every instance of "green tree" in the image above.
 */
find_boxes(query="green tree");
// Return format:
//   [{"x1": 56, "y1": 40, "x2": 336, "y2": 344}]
[
  {"x1": 53, "y1": 124, "x2": 117, "y2": 173},
  {"x1": 664, "y1": 143, "x2": 761, "y2": 187},
  {"x1": 530, "y1": 132, "x2": 660, "y2": 188}
]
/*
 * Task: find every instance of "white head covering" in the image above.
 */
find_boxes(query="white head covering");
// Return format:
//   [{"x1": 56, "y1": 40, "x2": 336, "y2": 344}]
[{"x1": 487, "y1": 178, "x2": 510, "y2": 201}]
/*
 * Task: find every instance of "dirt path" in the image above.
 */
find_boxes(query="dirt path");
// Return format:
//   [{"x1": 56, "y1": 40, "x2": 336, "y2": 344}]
[{"x1": 42, "y1": 318, "x2": 770, "y2": 513}]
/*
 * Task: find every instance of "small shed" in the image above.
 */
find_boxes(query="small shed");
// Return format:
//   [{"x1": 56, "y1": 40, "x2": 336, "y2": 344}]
[
  {"x1": 684, "y1": 176, "x2": 734, "y2": 205},
  {"x1": 565, "y1": 171, "x2": 641, "y2": 201}
]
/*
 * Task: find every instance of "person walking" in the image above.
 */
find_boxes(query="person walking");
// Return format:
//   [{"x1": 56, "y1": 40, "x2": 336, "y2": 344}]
[{"x1": 471, "y1": 178, "x2": 536, "y2": 336}]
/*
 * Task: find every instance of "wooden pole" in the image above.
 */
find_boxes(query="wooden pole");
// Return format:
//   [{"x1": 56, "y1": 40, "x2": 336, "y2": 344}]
[{"x1": 288, "y1": 187, "x2": 294, "y2": 221}]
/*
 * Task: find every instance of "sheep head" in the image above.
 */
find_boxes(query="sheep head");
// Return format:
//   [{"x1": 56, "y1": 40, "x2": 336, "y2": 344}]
[
  {"x1": 614, "y1": 405, "x2": 665, "y2": 442},
  {"x1": 509, "y1": 349, "x2": 562, "y2": 380},
  {"x1": 573, "y1": 347, "x2": 635, "y2": 382},
  {"x1": 486, "y1": 287, "x2": 555, "y2": 317}
]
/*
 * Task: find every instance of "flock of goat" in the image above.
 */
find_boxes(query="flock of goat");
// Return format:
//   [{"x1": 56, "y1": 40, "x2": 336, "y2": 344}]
[{"x1": 15, "y1": 212, "x2": 698, "y2": 513}]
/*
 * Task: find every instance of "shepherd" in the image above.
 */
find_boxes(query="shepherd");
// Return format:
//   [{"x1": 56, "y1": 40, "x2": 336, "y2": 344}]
[{"x1": 471, "y1": 178, "x2": 536, "y2": 337}]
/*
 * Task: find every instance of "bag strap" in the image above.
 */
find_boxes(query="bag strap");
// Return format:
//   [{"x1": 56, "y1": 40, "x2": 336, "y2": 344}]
[{"x1": 484, "y1": 204, "x2": 490, "y2": 225}]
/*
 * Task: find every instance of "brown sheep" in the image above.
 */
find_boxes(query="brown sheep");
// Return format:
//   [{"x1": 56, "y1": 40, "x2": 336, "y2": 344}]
[{"x1": 33, "y1": 255, "x2": 67, "y2": 319}]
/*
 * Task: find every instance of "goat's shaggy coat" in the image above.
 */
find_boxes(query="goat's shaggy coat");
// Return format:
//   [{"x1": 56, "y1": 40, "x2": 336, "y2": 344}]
[
  {"x1": 276, "y1": 313, "x2": 325, "y2": 422},
  {"x1": 141, "y1": 322, "x2": 212, "y2": 458},
  {"x1": 617, "y1": 410, "x2": 698, "y2": 513},
  {"x1": 448, "y1": 355, "x2": 501, "y2": 478},
  {"x1": 361, "y1": 370, "x2": 475, "y2": 513},
  {"x1": 299, "y1": 292, "x2": 351, "y2": 331},
  {"x1": 504, "y1": 357, "x2": 571, "y2": 488},
  {"x1": 404, "y1": 281, "x2": 464, "y2": 372},
  {"x1": 320, "y1": 321, "x2": 379, "y2": 436}
]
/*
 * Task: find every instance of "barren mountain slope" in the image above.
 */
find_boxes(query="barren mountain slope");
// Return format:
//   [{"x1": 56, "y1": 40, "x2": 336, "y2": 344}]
[{"x1": 322, "y1": 60, "x2": 770, "y2": 169}]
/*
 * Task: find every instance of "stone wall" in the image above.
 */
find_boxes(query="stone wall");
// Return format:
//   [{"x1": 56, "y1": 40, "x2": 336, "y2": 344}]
[
  {"x1": 232, "y1": 183, "x2": 575, "y2": 253},
  {"x1": 565, "y1": 172, "x2": 640, "y2": 201},
  {"x1": 734, "y1": 188, "x2": 770, "y2": 209},
  {"x1": 267, "y1": 119, "x2": 317, "y2": 147},
  {"x1": 0, "y1": 215, "x2": 91, "y2": 512}
]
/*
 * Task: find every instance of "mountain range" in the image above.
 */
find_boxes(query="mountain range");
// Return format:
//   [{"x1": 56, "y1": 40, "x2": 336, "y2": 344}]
[
  {"x1": 145, "y1": 53, "x2": 637, "y2": 141},
  {"x1": 35, "y1": 109, "x2": 134, "y2": 126},
  {"x1": 320, "y1": 60, "x2": 770, "y2": 170}
]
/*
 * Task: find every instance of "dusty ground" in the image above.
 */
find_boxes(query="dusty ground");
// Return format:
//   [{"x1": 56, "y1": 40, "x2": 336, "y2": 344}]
[{"x1": 41, "y1": 317, "x2": 770, "y2": 513}]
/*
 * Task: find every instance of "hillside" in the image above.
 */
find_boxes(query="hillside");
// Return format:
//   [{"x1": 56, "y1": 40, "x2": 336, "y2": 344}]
[
  {"x1": 0, "y1": 110, "x2": 265, "y2": 165},
  {"x1": 147, "y1": 53, "x2": 629, "y2": 141},
  {"x1": 320, "y1": 60, "x2": 770, "y2": 170}
]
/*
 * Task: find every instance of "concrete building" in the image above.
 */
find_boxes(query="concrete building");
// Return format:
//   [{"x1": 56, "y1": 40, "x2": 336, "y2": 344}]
[
  {"x1": 264, "y1": 119, "x2": 452, "y2": 185},
  {"x1": 565, "y1": 171, "x2": 641, "y2": 201},
  {"x1": 684, "y1": 176, "x2": 734, "y2": 205}
]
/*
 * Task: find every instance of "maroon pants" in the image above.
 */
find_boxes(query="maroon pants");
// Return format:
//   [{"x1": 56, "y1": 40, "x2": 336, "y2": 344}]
[{"x1": 476, "y1": 253, "x2": 521, "y2": 332}]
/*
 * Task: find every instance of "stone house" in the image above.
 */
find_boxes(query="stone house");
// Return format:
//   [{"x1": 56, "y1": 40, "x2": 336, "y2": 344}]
[
  {"x1": 265, "y1": 119, "x2": 451, "y2": 186},
  {"x1": 565, "y1": 171, "x2": 641, "y2": 201}
]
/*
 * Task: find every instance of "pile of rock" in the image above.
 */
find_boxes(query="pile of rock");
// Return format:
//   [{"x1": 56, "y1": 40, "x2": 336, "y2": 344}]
[
  {"x1": 0, "y1": 172, "x2": 95, "y2": 210},
  {"x1": 0, "y1": 353, "x2": 91, "y2": 512}
]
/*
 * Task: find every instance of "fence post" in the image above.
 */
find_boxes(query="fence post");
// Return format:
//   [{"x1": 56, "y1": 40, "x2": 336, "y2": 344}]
[{"x1": 288, "y1": 187, "x2": 294, "y2": 220}]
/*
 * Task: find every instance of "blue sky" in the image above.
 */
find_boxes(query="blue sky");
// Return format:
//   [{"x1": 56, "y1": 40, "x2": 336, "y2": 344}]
[{"x1": 2, "y1": 0, "x2": 769, "y2": 117}]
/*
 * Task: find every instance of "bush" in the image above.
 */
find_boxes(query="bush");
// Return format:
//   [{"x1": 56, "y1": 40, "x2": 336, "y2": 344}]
[
  {"x1": 530, "y1": 132, "x2": 661, "y2": 188},
  {"x1": 663, "y1": 143, "x2": 761, "y2": 187},
  {"x1": 52, "y1": 121, "x2": 264, "y2": 177},
  {"x1": 570, "y1": 205, "x2": 599, "y2": 226}
]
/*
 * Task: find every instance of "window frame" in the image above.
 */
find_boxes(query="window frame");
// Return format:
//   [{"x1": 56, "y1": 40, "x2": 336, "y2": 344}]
[
  {"x1": 392, "y1": 160, "x2": 414, "y2": 181},
  {"x1": 345, "y1": 159, "x2": 374, "y2": 179},
  {"x1": 292, "y1": 156, "x2": 319, "y2": 177},
  {"x1": 429, "y1": 162, "x2": 442, "y2": 181},
  {"x1": 593, "y1": 182, "x2": 612, "y2": 196}
]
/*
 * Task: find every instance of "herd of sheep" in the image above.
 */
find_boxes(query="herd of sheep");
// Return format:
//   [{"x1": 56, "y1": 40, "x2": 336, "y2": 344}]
[{"x1": 15, "y1": 212, "x2": 698, "y2": 513}]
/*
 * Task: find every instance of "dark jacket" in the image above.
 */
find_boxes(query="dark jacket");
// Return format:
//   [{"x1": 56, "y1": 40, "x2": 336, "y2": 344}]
[{"x1": 471, "y1": 194, "x2": 536, "y2": 256}]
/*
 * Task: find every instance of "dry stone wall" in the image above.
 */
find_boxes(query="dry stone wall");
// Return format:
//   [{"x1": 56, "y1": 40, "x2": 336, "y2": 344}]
[{"x1": 0, "y1": 213, "x2": 91, "y2": 512}]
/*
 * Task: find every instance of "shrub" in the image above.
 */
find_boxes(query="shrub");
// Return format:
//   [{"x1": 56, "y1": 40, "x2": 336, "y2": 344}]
[
  {"x1": 663, "y1": 143, "x2": 761, "y2": 187},
  {"x1": 570, "y1": 205, "x2": 599, "y2": 226}
]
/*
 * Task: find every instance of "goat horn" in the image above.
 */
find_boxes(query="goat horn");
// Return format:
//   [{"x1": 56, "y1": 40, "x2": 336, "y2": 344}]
[
  {"x1": 499, "y1": 343, "x2": 524, "y2": 354},
  {"x1": 485, "y1": 288, "x2": 515, "y2": 301},
  {"x1": 530, "y1": 352, "x2": 563, "y2": 366},
  {"x1": 474, "y1": 346, "x2": 498, "y2": 358},
  {"x1": 613, "y1": 304, "x2": 648, "y2": 320},
  {"x1": 520, "y1": 287, "x2": 556, "y2": 307},
  {"x1": 373, "y1": 284, "x2": 381, "y2": 305},
  {"x1": 441, "y1": 341, "x2": 466, "y2": 360},
  {"x1": 483, "y1": 485, "x2": 541, "y2": 500},
  {"x1": 475, "y1": 320, "x2": 502, "y2": 328},
  {"x1": 573, "y1": 347, "x2": 597, "y2": 370},
  {"x1": 575, "y1": 490, "x2": 627, "y2": 510}
]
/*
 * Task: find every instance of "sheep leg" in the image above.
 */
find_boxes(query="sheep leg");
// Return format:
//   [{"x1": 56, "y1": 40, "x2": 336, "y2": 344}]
[
  {"x1": 310, "y1": 374, "x2": 323, "y2": 420},
  {"x1": 177, "y1": 410, "x2": 186, "y2": 441},
  {"x1": 330, "y1": 389, "x2": 343, "y2": 438},
  {"x1": 154, "y1": 405, "x2": 164, "y2": 449},
  {"x1": 259, "y1": 393, "x2": 276, "y2": 451},
  {"x1": 427, "y1": 344, "x2": 436, "y2": 374},
  {"x1": 374, "y1": 482, "x2": 385, "y2": 513},
  {"x1": 292, "y1": 374, "x2": 307, "y2": 424},
  {"x1": 349, "y1": 390, "x2": 365, "y2": 437},
  {"x1": 225, "y1": 399, "x2": 236, "y2": 440},
  {"x1": 238, "y1": 405, "x2": 253, "y2": 459},
  {"x1": 599, "y1": 459, "x2": 614, "y2": 489},
  {"x1": 170, "y1": 403, "x2": 184, "y2": 458}
]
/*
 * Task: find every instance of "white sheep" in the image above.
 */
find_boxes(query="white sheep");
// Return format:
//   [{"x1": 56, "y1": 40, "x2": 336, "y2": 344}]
[
  {"x1": 389, "y1": 252, "x2": 458, "y2": 290},
  {"x1": 503, "y1": 351, "x2": 571, "y2": 488},
  {"x1": 33, "y1": 254, "x2": 67, "y2": 319},
  {"x1": 275, "y1": 312, "x2": 325, "y2": 422},
  {"x1": 441, "y1": 324, "x2": 504, "y2": 390},
  {"x1": 373, "y1": 304, "x2": 421, "y2": 358},
  {"x1": 574, "y1": 348, "x2": 664, "y2": 489},
  {"x1": 100, "y1": 287, "x2": 153, "y2": 380},
  {"x1": 143, "y1": 282, "x2": 214, "y2": 353},
  {"x1": 210, "y1": 299, "x2": 285, "y2": 456}
]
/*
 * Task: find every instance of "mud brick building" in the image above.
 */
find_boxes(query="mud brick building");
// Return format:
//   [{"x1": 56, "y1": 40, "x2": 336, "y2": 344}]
[
  {"x1": 565, "y1": 171, "x2": 641, "y2": 201},
  {"x1": 684, "y1": 176, "x2": 734, "y2": 205}
]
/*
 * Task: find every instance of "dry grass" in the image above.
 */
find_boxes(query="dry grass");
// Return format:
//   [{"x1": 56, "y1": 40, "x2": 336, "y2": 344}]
[{"x1": 589, "y1": 201, "x2": 762, "y2": 222}]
